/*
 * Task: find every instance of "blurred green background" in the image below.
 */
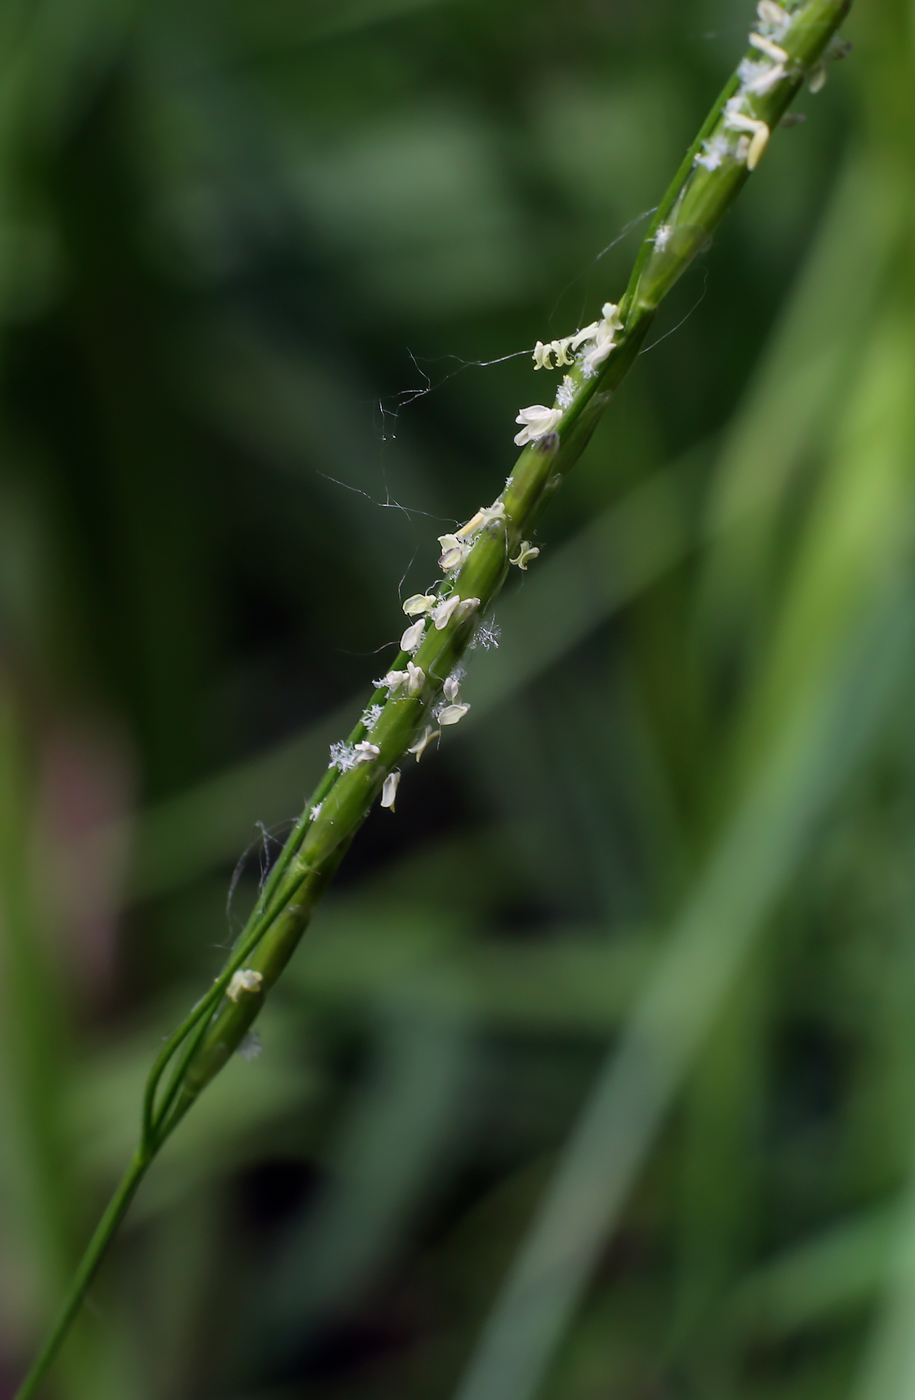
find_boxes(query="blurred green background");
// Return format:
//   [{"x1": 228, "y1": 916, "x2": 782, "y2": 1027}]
[{"x1": 1, "y1": 0, "x2": 914, "y2": 1396}]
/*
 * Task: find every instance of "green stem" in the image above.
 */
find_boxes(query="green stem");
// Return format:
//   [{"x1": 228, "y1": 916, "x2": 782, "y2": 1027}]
[
  {"x1": 13, "y1": 0, "x2": 852, "y2": 1390},
  {"x1": 13, "y1": 1149, "x2": 151, "y2": 1400}
]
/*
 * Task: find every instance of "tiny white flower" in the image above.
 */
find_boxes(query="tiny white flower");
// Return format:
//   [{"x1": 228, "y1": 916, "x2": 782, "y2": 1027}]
[
  {"x1": 514, "y1": 405, "x2": 563, "y2": 447},
  {"x1": 402, "y1": 593, "x2": 436, "y2": 616},
  {"x1": 601, "y1": 302, "x2": 623, "y2": 331},
  {"x1": 748, "y1": 31, "x2": 789, "y2": 61},
  {"x1": 405, "y1": 661, "x2": 425, "y2": 695},
  {"x1": 380, "y1": 769, "x2": 401, "y2": 810},
  {"x1": 407, "y1": 725, "x2": 440, "y2": 762},
  {"x1": 401, "y1": 618, "x2": 426, "y2": 652},
  {"x1": 227, "y1": 968, "x2": 263, "y2": 1002},
  {"x1": 532, "y1": 340, "x2": 553, "y2": 369},
  {"x1": 509, "y1": 541, "x2": 540, "y2": 570},
  {"x1": 437, "y1": 702, "x2": 471, "y2": 726},
  {"x1": 557, "y1": 375, "x2": 576, "y2": 409},
  {"x1": 310, "y1": 802, "x2": 323, "y2": 820},
  {"x1": 443, "y1": 674, "x2": 461, "y2": 702},
  {"x1": 550, "y1": 337, "x2": 575, "y2": 366},
  {"x1": 438, "y1": 532, "x2": 472, "y2": 571}
]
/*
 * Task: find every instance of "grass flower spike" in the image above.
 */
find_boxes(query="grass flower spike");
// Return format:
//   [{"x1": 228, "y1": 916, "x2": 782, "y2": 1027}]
[{"x1": 11, "y1": 0, "x2": 852, "y2": 1393}]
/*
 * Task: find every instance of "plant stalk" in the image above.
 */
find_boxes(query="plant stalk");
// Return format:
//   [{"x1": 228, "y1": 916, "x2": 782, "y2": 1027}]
[{"x1": 13, "y1": 0, "x2": 851, "y2": 1391}]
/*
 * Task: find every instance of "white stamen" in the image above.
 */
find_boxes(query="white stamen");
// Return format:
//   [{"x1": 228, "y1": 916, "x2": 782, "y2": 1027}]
[
  {"x1": 568, "y1": 321, "x2": 601, "y2": 351},
  {"x1": 551, "y1": 338, "x2": 575, "y2": 366},
  {"x1": 433, "y1": 595, "x2": 480, "y2": 630},
  {"x1": 438, "y1": 533, "x2": 471, "y2": 572},
  {"x1": 579, "y1": 302, "x2": 623, "y2": 378},
  {"x1": 756, "y1": 0, "x2": 790, "y2": 35},
  {"x1": 401, "y1": 619, "x2": 426, "y2": 651},
  {"x1": 509, "y1": 541, "x2": 540, "y2": 570},
  {"x1": 456, "y1": 501, "x2": 506, "y2": 537},
  {"x1": 227, "y1": 968, "x2": 263, "y2": 1002},
  {"x1": 443, "y1": 674, "x2": 461, "y2": 702},
  {"x1": 749, "y1": 31, "x2": 789, "y2": 61},
  {"x1": 723, "y1": 110, "x2": 770, "y2": 169},
  {"x1": 513, "y1": 405, "x2": 563, "y2": 447},
  {"x1": 437, "y1": 702, "x2": 470, "y2": 726},
  {"x1": 433, "y1": 595, "x2": 461, "y2": 629},
  {"x1": 402, "y1": 593, "x2": 436, "y2": 616},
  {"x1": 353, "y1": 740, "x2": 381, "y2": 763},
  {"x1": 738, "y1": 56, "x2": 787, "y2": 94},
  {"x1": 380, "y1": 769, "x2": 401, "y2": 810},
  {"x1": 405, "y1": 662, "x2": 425, "y2": 695},
  {"x1": 407, "y1": 726, "x2": 440, "y2": 762},
  {"x1": 601, "y1": 302, "x2": 623, "y2": 331}
]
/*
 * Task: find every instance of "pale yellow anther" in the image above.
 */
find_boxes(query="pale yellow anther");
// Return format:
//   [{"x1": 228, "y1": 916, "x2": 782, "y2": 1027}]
[
  {"x1": 227, "y1": 968, "x2": 263, "y2": 1002},
  {"x1": 457, "y1": 501, "x2": 506, "y2": 537},
  {"x1": 401, "y1": 619, "x2": 426, "y2": 651},
  {"x1": 456, "y1": 510, "x2": 485, "y2": 537},
  {"x1": 402, "y1": 594, "x2": 436, "y2": 616},
  {"x1": 509, "y1": 541, "x2": 541, "y2": 570},
  {"x1": 407, "y1": 726, "x2": 440, "y2": 762},
  {"x1": 405, "y1": 662, "x2": 425, "y2": 696},
  {"x1": 380, "y1": 769, "x2": 401, "y2": 810},
  {"x1": 749, "y1": 31, "x2": 789, "y2": 61},
  {"x1": 438, "y1": 702, "x2": 470, "y2": 726},
  {"x1": 724, "y1": 111, "x2": 771, "y2": 170},
  {"x1": 757, "y1": 0, "x2": 790, "y2": 29}
]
